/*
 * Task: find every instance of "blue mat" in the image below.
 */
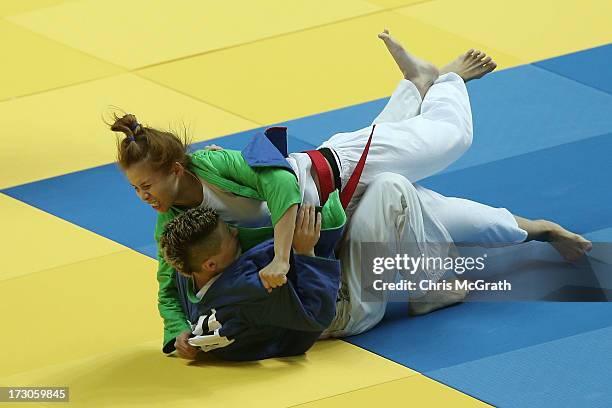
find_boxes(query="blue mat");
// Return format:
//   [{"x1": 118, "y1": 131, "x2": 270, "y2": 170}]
[
  {"x1": 535, "y1": 43, "x2": 612, "y2": 96},
  {"x1": 445, "y1": 63, "x2": 612, "y2": 172},
  {"x1": 273, "y1": 64, "x2": 612, "y2": 174},
  {"x1": 8, "y1": 131, "x2": 609, "y2": 257},
  {"x1": 585, "y1": 227, "x2": 612, "y2": 242},
  {"x1": 276, "y1": 98, "x2": 389, "y2": 146},
  {"x1": 193, "y1": 128, "x2": 317, "y2": 153},
  {"x1": 345, "y1": 302, "x2": 612, "y2": 372},
  {"x1": 1, "y1": 135, "x2": 316, "y2": 258},
  {"x1": 5, "y1": 50, "x2": 612, "y2": 254},
  {"x1": 420, "y1": 132, "x2": 612, "y2": 235},
  {"x1": 428, "y1": 325, "x2": 612, "y2": 407}
]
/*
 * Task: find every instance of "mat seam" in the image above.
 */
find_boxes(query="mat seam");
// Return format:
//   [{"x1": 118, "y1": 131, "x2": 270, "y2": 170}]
[
  {"x1": 436, "y1": 130, "x2": 612, "y2": 179},
  {"x1": 0, "y1": 247, "x2": 147, "y2": 285},
  {"x1": 133, "y1": 0, "x2": 437, "y2": 71},
  {"x1": 418, "y1": 324, "x2": 612, "y2": 406},
  {"x1": 134, "y1": 74, "x2": 264, "y2": 127},
  {"x1": 285, "y1": 375, "x2": 414, "y2": 408},
  {"x1": 424, "y1": 323, "x2": 612, "y2": 375},
  {"x1": 0, "y1": 16, "x2": 128, "y2": 103},
  {"x1": 532, "y1": 62, "x2": 612, "y2": 98}
]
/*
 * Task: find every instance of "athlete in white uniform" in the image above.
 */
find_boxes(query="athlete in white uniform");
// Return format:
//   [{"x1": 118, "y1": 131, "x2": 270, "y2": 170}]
[
  {"x1": 201, "y1": 29, "x2": 592, "y2": 297},
  {"x1": 172, "y1": 30, "x2": 592, "y2": 358},
  {"x1": 205, "y1": 30, "x2": 525, "y2": 247},
  {"x1": 314, "y1": 30, "x2": 592, "y2": 335}
]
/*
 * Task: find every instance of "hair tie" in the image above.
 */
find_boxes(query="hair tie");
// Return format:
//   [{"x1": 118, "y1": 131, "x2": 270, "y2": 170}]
[
  {"x1": 126, "y1": 135, "x2": 135, "y2": 143},
  {"x1": 129, "y1": 121, "x2": 141, "y2": 133}
]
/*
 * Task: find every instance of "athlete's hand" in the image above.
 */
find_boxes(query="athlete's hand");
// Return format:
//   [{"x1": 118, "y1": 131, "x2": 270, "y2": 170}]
[
  {"x1": 259, "y1": 258, "x2": 290, "y2": 293},
  {"x1": 292, "y1": 204, "x2": 321, "y2": 257},
  {"x1": 204, "y1": 144, "x2": 223, "y2": 151},
  {"x1": 174, "y1": 329, "x2": 200, "y2": 360}
]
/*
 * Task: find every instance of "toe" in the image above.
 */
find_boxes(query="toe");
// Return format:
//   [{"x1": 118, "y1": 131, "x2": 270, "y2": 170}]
[
  {"x1": 579, "y1": 237, "x2": 593, "y2": 252},
  {"x1": 465, "y1": 48, "x2": 475, "y2": 57},
  {"x1": 482, "y1": 56, "x2": 492, "y2": 64},
  {"x1": 472, "y1": 50, "x2": 482, "y2": 60}
]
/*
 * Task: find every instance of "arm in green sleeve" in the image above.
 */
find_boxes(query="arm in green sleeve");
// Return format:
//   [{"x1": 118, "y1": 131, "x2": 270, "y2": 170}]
[
  {"x1": 254, "y1": 166, "x2": 302, "y2": 226},
  {"x1": 194, "y1": 150, "x2": 302, "y2": 225},
  {"x1": 193, "y1": 149, "x2": 302, "y2": 268},
  {"x1": 154, "y1": 214, "x2": 192, "y2": 354},
  {"x1": 157, "y1": 252, "x2": 192, "y2": 354},
  {"x1": 236, "y1": 160, "x2": 302, "y2": 265},
  {"x1": 251, "y1": 167, "x2": 301, "y2": 286}
]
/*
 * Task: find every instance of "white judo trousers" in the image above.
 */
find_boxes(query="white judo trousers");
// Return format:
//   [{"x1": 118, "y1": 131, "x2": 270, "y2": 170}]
[
  {"x1": 322, "y1": 173, "x2": 456, "y2": 337},
  {"x1": 319, "y1": 74, "x2": 528, "y2": 337},
  {"x1": 318, "y1": 72, "x2": 528, "y2": 247}
]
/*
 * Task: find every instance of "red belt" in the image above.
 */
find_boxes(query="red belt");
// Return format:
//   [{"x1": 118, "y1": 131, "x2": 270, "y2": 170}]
[{"x1": 304, "y1": 124, "x2": 375, "y2": 209}]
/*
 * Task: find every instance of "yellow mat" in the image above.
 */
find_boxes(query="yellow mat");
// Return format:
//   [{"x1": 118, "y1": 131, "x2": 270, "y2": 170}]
[
  {"x1": 0, "y1": 193, "x2": 124, "y2": 281},
  {"x1": 138, "y1": 10, "x2": 523, "y2": 126},
  {"x1": 399, "y1": 0, "x2": 612, "y2": 62},
  {"x1": 0, "y1": 248, "x2": 159, "y2": 379},
  {"x1": 0, "y1": 0, "x2": 69, "y2": 18},
  {"x1": 7, "y1": 0, "x2": 382, "y2": 69},
  {"x1": 299, "y1": 376, "x2": 491, "y2": 407},
  {"x1": 0, "y1": 19, "x2": 121, "y2": 102},
  {"x1": 0, "y1": 73, "x2": 258, "y2": 189},
  {"x1": 365, "y1": 0, "x2": 425, "y2": 8},
  {"x1": 0, "y1": 340, "x2": 415, "y2": 407}
]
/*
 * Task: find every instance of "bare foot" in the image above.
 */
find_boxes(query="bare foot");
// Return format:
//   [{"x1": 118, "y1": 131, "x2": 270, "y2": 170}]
[
  {"x1": 378, "y1": 29, "x2": 439, "y2": 98},
  {"x1": 544, "y1": 221, "x2": 593, "y2": 262},
  {"x1": 515, "y1": 216, "x2": 592, "y2": 262},
  {"x1": 408, "y1": 278, "x2": 468, "y2": 316},
  {"x1": 440, "y1": 49, "x2": 498, "y2": 82}
]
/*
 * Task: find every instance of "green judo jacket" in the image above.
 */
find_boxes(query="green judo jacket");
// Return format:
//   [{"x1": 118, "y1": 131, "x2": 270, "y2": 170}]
[{"x1": 154, "y1": 149, "x2": 345, "y2": 353}]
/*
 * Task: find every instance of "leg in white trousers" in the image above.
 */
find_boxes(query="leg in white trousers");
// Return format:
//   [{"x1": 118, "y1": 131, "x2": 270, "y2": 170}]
[
  {"x1": 318, "y1": 77, "x2": 528, "y2": 337},
  {"x1": 321, "y1": 173, "x2": 527, "y2": 339},
  {"x1": 323, "y1": 173, "x2": 455, "y2": 338},
  {"x1": 320, "y1": 74, "x2": 526, "y2": 248},
  {"x1": 414, "y1": 185, "x2": 528, "y2": 246},
  {"x1": 318, "y1": 73, "x2": 473, "y2": 218}
]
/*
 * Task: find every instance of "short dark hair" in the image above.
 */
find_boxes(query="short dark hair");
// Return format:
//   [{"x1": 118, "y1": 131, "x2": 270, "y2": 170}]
[{"x1": 159, "y1": 207, "x2": 221, "y2": 276}]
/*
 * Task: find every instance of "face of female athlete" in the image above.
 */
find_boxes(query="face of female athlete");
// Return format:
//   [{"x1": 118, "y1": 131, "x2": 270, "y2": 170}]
[{"x1": 125, "y1": 160, "x2": 183, "y2": 213}]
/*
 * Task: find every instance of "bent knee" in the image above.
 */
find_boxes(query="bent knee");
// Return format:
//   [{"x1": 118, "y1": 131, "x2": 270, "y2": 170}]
[
  {"x1": 363, "y1": 172, "x2": 420, "y2": 215},
  {"x1": 366, "y1": 172, "x2": 416, "y2": 193},
  {"x1": 455, "y1": 124, "x2": 473, "y2": 157},
  {"x1": 435, "y1": 120, "x2": 473, "y2": 158},
  {"x1": 422, "y1": 99, "x2": 473, "y2": 150}
]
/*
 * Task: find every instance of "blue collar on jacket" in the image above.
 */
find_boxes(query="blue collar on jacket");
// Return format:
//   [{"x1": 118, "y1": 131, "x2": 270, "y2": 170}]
[{"x1": 241, "y1": 126, "x2": 294, "y2": 172}]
